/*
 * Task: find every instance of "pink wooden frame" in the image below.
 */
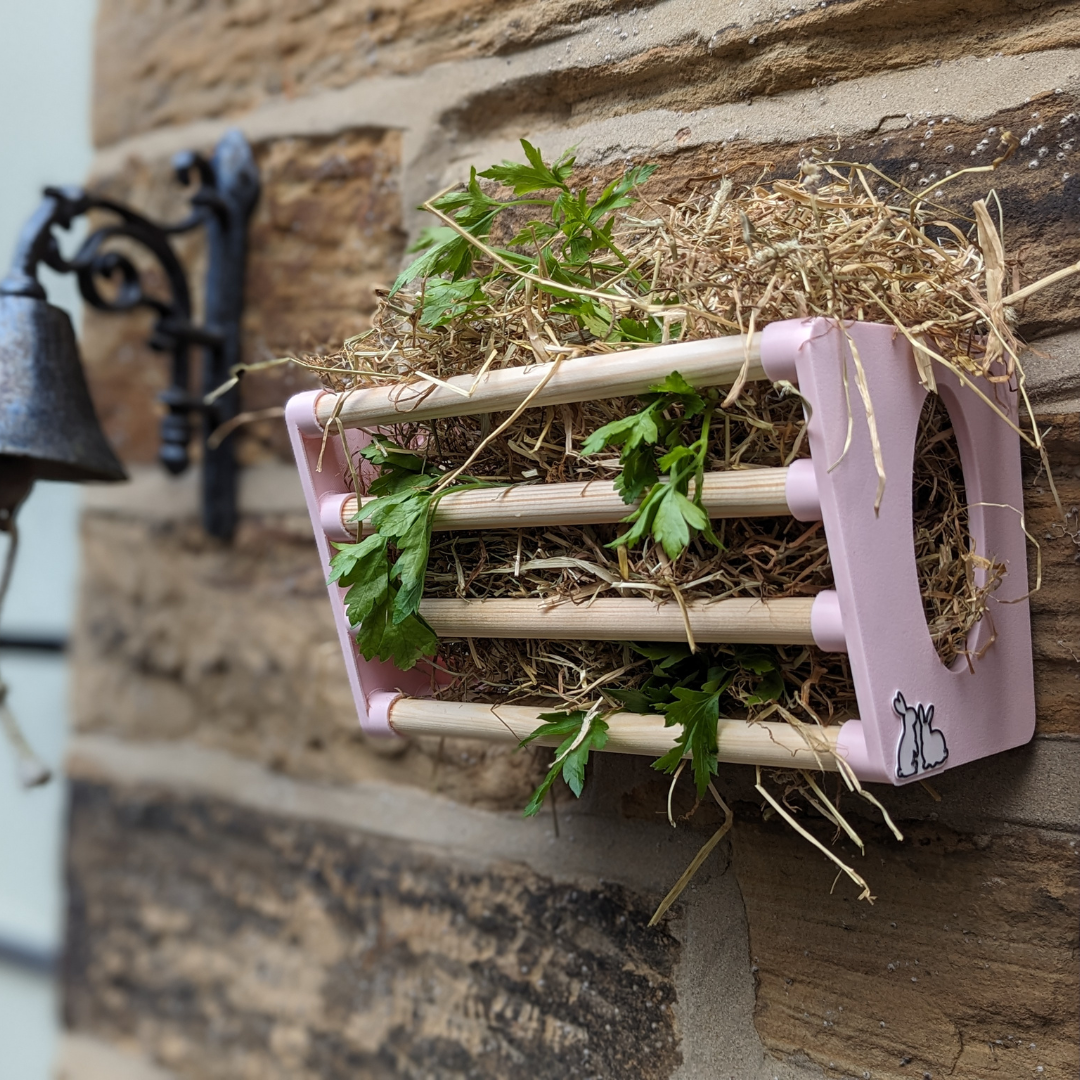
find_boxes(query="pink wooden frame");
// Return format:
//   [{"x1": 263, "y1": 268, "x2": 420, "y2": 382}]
[{"x1": 286, "y1": 319, "x2": 1035, "y2": 785}]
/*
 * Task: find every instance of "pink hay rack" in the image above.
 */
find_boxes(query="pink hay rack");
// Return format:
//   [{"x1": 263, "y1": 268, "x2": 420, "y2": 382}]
[{"x1": 286, "y1": 319, "x2": 1035, "y2": 785}]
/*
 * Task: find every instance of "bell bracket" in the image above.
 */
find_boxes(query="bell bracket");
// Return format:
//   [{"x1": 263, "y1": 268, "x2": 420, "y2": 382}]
[{"x1": 0, "y1": 129, "x2": 260, "y2": 540}]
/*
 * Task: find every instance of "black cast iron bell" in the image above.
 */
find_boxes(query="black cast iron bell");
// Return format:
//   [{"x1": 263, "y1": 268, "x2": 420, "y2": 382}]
[
  {"x1": 0, "y1": 291, "x2": 126, "y2": 504},
  {"x1": 0, "y1": 287, "x2": 126, "y2": 791}
]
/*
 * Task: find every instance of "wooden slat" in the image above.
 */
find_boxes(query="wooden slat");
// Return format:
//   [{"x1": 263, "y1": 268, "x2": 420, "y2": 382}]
[
  {"x1": 343, "y1": 467, "x2": 792, "y2": 535},
  {"x1": 388, "y1": 698, "x2": 841, "y2": 770},
  {"x1": 315, "y1": 333, "x2": 764, "y2": 430},
  {"x1": 417, "y1": 596, "x2": 817, "y2": 645}
]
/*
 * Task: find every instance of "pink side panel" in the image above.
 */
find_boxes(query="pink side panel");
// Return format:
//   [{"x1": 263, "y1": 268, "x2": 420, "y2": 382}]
[
  {"x1": 285, "y1": 392, "x2": 429, "y2": 738},
  {"x1": 762, "y1": 320, "x2": 1035, "y2": 785}
]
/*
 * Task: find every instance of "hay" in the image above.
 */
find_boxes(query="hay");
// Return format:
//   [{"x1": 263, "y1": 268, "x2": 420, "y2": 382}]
[
  {"x1": 299, "y1": 151, "x2": 1048, "y2": 724},
  {"x1": 271, "y1": 143, "x2": 1080, "y2": 905},
  {"x1": 314, "y1": 145, "x2": 1034, "y2": 395}
]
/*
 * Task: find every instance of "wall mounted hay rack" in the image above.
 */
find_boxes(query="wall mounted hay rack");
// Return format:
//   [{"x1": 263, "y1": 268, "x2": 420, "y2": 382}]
[{"x1": 286, "y1": 319, "x2": 1035, "y2": 786}]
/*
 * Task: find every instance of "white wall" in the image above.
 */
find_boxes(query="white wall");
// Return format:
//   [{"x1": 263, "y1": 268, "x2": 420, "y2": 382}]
[{"x1": 0, "y1": 2, "x2": 96, "y2": 1076}]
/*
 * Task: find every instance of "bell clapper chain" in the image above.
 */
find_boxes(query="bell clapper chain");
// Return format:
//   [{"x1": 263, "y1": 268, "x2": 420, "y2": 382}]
[{"x1": 0, "y1": 512, "x2": 51, "y2": 788}]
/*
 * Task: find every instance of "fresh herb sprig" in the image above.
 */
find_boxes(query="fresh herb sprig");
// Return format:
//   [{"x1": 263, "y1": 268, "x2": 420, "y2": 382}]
[
  {"x1": 521, "y1": 644, "x2": 788, "y2": 810},
  {"x1": 330, "y1": 142, "x2": 666, "y2": 668},
  {"x1": 519, "y1": 710, "x2": 610, "y2": 817},
  {"x1": 327, "y1": 440, "x2": 501, "y2": 670},
  {"x1": 632, "y1": 645, "x2": 785, "y2": 798},
  {"x1": 354, "y1": 142, "x2": 784, "y2": 812},
  {"x1": 581, "y1": 371, "x2": 721, "y2": 559},
  {"x1": 392, "y1": 139, "x2": 658, "y2": 340}
]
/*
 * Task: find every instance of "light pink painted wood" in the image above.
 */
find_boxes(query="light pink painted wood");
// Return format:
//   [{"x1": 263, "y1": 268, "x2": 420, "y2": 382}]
[
  {"x1": 760, "y1": 319, "x2": 1034, "y2": 784},
  {"x1": 286, "y1": 321, "x2": 1035, "y2": 782}
]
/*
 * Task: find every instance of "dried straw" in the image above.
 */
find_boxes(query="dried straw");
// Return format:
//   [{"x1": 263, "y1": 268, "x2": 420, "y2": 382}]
[
  {"x1": 279, "y1": 148, "x2": 1077, "y2": 898},
  {"x1": 296, "y1": 152, "x2": 1055, "y2": 718}
]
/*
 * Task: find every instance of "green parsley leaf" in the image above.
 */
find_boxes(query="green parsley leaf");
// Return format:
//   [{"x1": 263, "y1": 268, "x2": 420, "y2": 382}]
[
  {"x1": 744, "y1": 667, "x2": 785, "y2": 705},
  {"x1": 613, "y1": 317, "x2": 664, "y2": 343},
  {"x1": 359, "y1": 441, "x2": 439, "y2": 498},
  {"x1": 581, "y1": 403, "x2": 660, "y2": 456},
  {"x1": 354, "y1": 588, "x2": 438, "y2": 670},
  {"x1": 588, "y1": 164, "x2": 658, "y2": 220},
  {"x1": 328, "y1": 533, "x2": 391, "y2": 628},
  {"x1": 359, "y1": 440, "x2": 423, "y2": 469},
  {"x1": 328, "y1": 533, "x2": 381, "y2": 584},
  {"x1": 479, "y1": 139, "x2": 575, "y2": 195},
  {"x1": 368, "y1": 489, "x2": 430, "y2": 540},
  {"x1": 606, "y1": 688, "x2": 655, "y2": 713},
  {"x1": 391, "y1": 227, "x2": 473, "y2": 296},
  {"x1": 390, "y1": 507, "x2": 432, "y2": 623},
  {"x1": 651, "y1": 487, "x2": 709, "y2": 560},
  {"x1": 657, "y1": 444, "x2": 695, "y2": 471},
  {"x1": 735, "y1": 649, "x2": 777, "y2": 676},
  {"x1": 521, "y1": 710, "x2": 609, "y2": 816},
  {"x1": 645, "y1": 372, "x2": 706, "y2": 417},
  {"x1": 419, "y1": 278, "x2": 488, "y2": 328},
  {"x1": 653, "y1": 687, "x2": 722, "y2": 798},
  {"x1": 627, "y1": 641, "x2": 693, "y2": 669}
]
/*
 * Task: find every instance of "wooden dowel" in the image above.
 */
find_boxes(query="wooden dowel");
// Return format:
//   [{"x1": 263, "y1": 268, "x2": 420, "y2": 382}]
[
  {"x1": 417, "y1": 596, "x2": 818, "y2": 645},
  {"x1": 315, "y1": 333, "x2": 764, "y2": 430},
  {"x1": 343, "y1": 468, "x2": 792, "y2": 536},
  {"x1": 388, "y1": 697, "x2": 840, "y2": 771}
]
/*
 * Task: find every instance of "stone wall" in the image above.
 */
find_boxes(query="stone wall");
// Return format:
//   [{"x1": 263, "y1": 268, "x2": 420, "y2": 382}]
[{"x1": 62, "y1": 2, "x2": 1079, "y2": 1078}]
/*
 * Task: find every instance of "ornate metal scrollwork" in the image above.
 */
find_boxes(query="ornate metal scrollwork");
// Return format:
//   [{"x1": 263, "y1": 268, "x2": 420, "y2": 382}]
[{"x1": 0, "y1": 129, "x2": 260, "y2": 539}]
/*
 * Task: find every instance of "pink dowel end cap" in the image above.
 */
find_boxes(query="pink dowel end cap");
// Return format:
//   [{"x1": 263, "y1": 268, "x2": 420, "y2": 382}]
[
  {"x1": 835, "y1": 719, "x2": 891, "y2": 784},
  {"x1": 319, "y1": 493, "x2": 354, "y2": 543},
  {"x1": 284, "y1": 390, "x2": 326, "y2": 437},
  {"x1": 364, "y1": 690, "x2": 402, "y2": 738},
  {"x1": 760, "y1": 319, "x2": 811, "y2": 385},
  {"x1": 785, "y1": 457, "x2": 821, "y2": 521},
  {"x1": 810, "y1": 590, "x2": 847, "y2": 652}
]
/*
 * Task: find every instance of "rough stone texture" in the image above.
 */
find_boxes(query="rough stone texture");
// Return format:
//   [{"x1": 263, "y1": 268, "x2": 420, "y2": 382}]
[
  {"x1": 245, "y1": 130, "x2": 404, "y2": 359},
  {"x1": 1024, "y1": 415, "x2": 1080, "y2": 737},
  {"x1": 92, "y1": 0, "x2": 634, "y2": 147},
  {"x1": 78, "y1": 93, "x2": 1080, "y2": 472},
  {"x1": 730, "y1": 815, "x2": 1080, "y2": 1079},
  {"x1": 79, "y1": 127, "x2": 403, "y2": 465},
  {"x1": 68, "y1": 399, "x2": 1079, "y2": 802},
  {"x1": 92, "y1": 0, "x2": 1080, "y2": 148},
  {"x1": 70, "y1": 511, "x2": 551, "y2": 810},
  {"x1": 63, "y1": 749, "x2": 1080, "y2": 1080},
  {"x1": 65, "y1": 781, "x2": 683, "y2": 1080},
  {"x1": 441, "y1": 1, "x2": 1080, "y2": 146}
]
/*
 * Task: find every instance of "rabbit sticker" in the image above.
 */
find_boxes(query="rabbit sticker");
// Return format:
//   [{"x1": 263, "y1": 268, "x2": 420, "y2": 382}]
[{"x1": 893, "y1": 692, "x2": 949, "y2": 779}]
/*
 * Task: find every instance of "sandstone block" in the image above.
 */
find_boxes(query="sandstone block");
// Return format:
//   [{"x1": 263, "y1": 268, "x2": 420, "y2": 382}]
[
  {"x1": 65, "y1": 782, "x2": 682, "y2": 1079},
  {"x1": 71, "y1": 513, "x2": 548, "y2": 809},
  {"x1": 731, "y1": 816, "x2": 1079, "y2": 1079},
  {"x1": 92, "y1": 0, "x2": 1080, "y2": 150},
  {"x1": 92, "y1": 0, "x2": 633, "y2": 147},
  {"x1": 441, "y1": 2, "x2": 1080, "y2": 150}
]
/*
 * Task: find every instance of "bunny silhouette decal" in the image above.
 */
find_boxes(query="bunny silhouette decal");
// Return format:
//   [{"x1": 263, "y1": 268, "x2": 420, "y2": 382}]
[{"x1": 893, "y1": 692, "x2": 949, "y2": 779}]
